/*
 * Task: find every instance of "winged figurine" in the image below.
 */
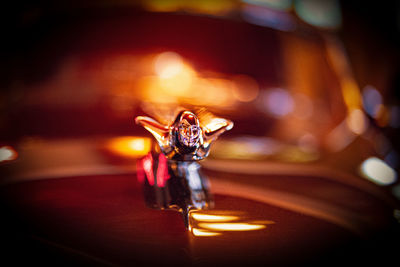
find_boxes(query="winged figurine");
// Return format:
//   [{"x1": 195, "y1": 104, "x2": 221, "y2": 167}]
[{"x1": 135, "y1": 108, "x2": 233, "y2": 161}]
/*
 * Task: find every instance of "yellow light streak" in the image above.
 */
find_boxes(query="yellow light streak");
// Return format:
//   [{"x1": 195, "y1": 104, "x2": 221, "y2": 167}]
[
  {"x1": 107, "y1": 137, "x2": 151, "y2": 157},
  {"x1": 198, "y1": 223, "x2": 266, "y2": 231},
  {"x1": 191, "y1": 213, "x2": 239, "y2": 222},
  {"x1": 192, "y1": 228, "x2": 222, "y2": 237}
]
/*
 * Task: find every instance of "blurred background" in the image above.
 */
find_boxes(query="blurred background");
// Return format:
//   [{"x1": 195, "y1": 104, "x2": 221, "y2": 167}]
[{"x1": 0, "y1": 0, "x2": 399, "y2": 200}]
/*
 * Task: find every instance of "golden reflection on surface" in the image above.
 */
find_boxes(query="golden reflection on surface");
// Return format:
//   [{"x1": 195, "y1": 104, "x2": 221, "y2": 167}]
[
  {"x1": 198, "y1": 222, "x2": 267, "y2": 231},
  {"x1": 0, "y1": 146, "x2": 18, "y2": 162},
  {"x1": 106, "y1": 137, "x2": 151, "y2": 157},
  {"x1": 189, "y1": 210, "x2": 274, "y2": 236},
  {"x1": 191, "y1": 213, "x2": 239, "y2": 222},
  {"x1": 192, "y1": 228, "x2": 222, "y2": 237}
]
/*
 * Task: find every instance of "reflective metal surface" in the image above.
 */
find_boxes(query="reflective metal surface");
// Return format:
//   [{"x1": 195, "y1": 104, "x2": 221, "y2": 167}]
[
  {"x1": 135, "y1": 109, "x2": 233, "y2": 161},
  {"x1": 138, "y1": 151, "x2": 213, "y2": 227}
]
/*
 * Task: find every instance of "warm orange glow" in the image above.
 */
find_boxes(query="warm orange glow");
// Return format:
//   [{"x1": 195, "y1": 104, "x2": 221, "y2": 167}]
[
  {"x1": 154, "y1": 52, "x2": 195, "y2": 96},
  {"x1": 139, "y1": 52, "x2": 239, "y2": 107},
  {"x1": 0, "y1": 146, "x2": 18, "y2": 162},
  {"x1": 342, "y1": 78, "x2": 362, "y2": 110},
  {"x1": 107, "y1": 137, "x2": 151, "y2": 157},
  {"x1": 198, "y1": 222, "x2": 266, "y2": 231},
  {"x1": 154, "y1": 52, "x2": 183, "y2": 79},
  {"x1": 142, "y1": 0, "x2": 236, "y2": 16},
  {"x1": 232, "y1": 75, "x2": 259, "y2": 102},
  {"x1": 346, "y1": 108, "x2": 368, "y2": 135},
  {"x1": 191, "y1": 213, "x2": 239, "y2": 222},
  {"x1": 192, "y1": 228, "x2": 222, "y2": 237}
]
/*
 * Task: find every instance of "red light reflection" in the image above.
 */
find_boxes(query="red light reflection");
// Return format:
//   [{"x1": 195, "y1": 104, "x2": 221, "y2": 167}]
[
  {"x1": 156, "y1": 153, "x2": 170, "y2": 187},
  {"x1": 137, "y1": 153, "x2": 170, "y2": 187}
]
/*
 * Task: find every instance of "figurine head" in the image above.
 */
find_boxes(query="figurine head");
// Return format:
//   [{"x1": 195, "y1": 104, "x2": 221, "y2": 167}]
[{"x1": 177, "y1": 111, "x2": 201, "y2": 148}]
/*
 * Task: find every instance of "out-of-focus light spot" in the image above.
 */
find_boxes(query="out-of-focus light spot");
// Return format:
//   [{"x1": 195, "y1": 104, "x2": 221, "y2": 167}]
[
  {"x1": 260, "y1": 88, "x2": 294, "y2": 117},
  {"x1": 293, "y1": 93, "x2": 313, "y2": 119},
  {"x1": 154, "y1": 52, "x2": 194, "y2": 96},
  {"x1": 192, "y1": 228, "x2": 222, "y2": 237},
  {"x1": 342, "y1": 78, "x2": 362, "y2": 110},
  {"x1": 389, "y1": 106, "x2": 400, "y2": 128},
  {"x1": 242, "y1": 4, "x2": 296, "y2": 31},
  {"x1": 297, "y1": 133, "x2": 318, "y2": 153},
  {"x1": 198, "y1": 222, "x2": 266, "y2": 231},
  {"x1": 242, "y1": 0, "x2": 292, "y2": 10},
  {"x1": 294, "y1": 0, "x2": 342, "y2": 29},
  {"x1": 360, "y1": 157, "x2": 397, "y2": 186},
  {"x1": 232, "y1": 75, "x2": 259, "y2": 102},
  {"x1": 154, "y1": 52, "x2": 183, "y2": 79},
  {"x1": 0, "y1": 146, "x2": 18, "y2": 162},
  {"x1": 107, "y1": 137, "x2": 151, "y2": 157},
  {"x1": 362, "y1": 85, "x2": 382, "y2": 118},
  {"x1": 191, "y1": 213, "x2": 240, "y2": 222},
  {"x1": 346, "y1": 109, "x2": 368, "y2": 135},
  {"x1": 325, "y1": 120, "x2": 356, "y2": 152}
]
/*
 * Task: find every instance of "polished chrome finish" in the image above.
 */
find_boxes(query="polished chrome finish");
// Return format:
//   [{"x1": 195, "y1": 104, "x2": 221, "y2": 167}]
[
  {"x1": 137, "y1": 152, "x2": 212, "y2": 228},
  {"x1": 135, "y1": 109, "x2": 233, "y2": 227},
  {"x1": 135, "y1": 109, "x2": 233, "y2": 161}
]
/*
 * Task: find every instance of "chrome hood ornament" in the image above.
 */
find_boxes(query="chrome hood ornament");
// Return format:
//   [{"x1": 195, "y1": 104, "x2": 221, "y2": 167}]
[
  {"x1": 135, "y1": 109, "x2": 233, "y2": 161},
  {"x1": 135, "y1": 108, "x2": 233, "y2": 228}
]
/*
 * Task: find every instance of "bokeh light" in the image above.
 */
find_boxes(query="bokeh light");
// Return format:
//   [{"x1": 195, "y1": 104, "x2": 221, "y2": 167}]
[
  {"x1": 346, "y1": 108, "x2": 368, "y2": 135},
  {"x1": 107, "y1": 137, "x2": 152, "y2": 157},
  {"x1": 260, "y1": 88, "x2": 294, "y2": 117},
  {"x1": 295, "y1": 0, "x2": 342, "y2": 29},
  {"x1": 232, "y1": 75, "x2": 259, "y2": 102},
  {"x1": 0, "y1": 146, "x2": 18, "y2": 163},
  {"x1": 360, "y1": 157, "x2": 397, "y2": 186},
  {"x1": 362, "y1": 85, "x2": 382, "y2": 118}
]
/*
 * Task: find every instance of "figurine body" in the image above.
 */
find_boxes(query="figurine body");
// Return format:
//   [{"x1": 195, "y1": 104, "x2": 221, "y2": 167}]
[
  {"x1": 135, "y1": 110, "x2": 233, "y2": 161},
  {"x1": 135, "y1": 108, "x2": 233, "y2": 227}
]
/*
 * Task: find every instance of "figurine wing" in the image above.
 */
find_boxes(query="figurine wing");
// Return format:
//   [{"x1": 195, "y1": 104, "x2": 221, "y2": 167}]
[
  {"x1": 202, "y1": 118, "x2": 234, "y2": 144},
  {"x1": 135, "y1": 116, "x2": 170, "y2": 147},
  {"x1": 195, "y1": 108, "x2": 233, "y2": 144}
]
